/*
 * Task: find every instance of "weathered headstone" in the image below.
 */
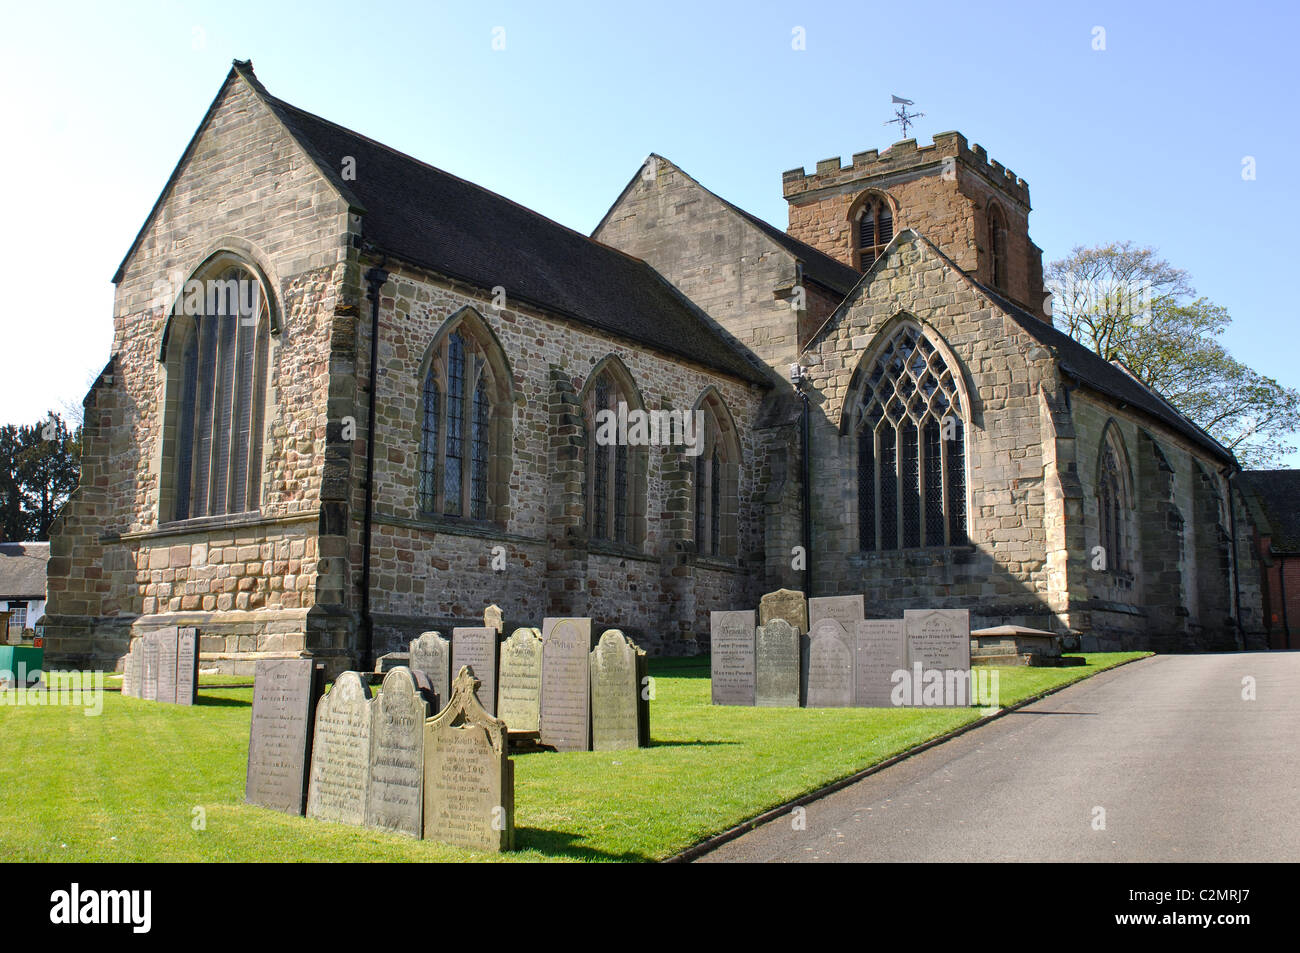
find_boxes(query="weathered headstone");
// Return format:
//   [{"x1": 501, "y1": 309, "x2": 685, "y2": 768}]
[
  {"x1": 451, "y1": 627, "x2": 498, "y2": 716},
  {"x1": 854, "y1": 619, "x2": 906, "y2": 707},
  {"x1": 175, "y1": 627, "x2": 199, "y2": 705},
  {"x1": 755, "y1": 618, "x2": 800, "y2": 707},
  {"x1": 409, "y1": 631, "x2": 450, "y2": 713},
  {"x1": 155, "y1": 627, "x2": 179, "y2": 704},
  {"x1": 121, "y1": 645, "x2": 138, "y2": 698},
  {"x1": 141, "y1": 635, "x2": 159, "y2": 702},
  {"x1": 423, "y1": 666, "x2": 515, "y2": 852},
  {"x1": 539, "y1": 617, "x2": 592, "y2": 752},
  {"x1": 759, "y1": 588, "x2": 808, "y2": 634},
  {"x1": 245, "y1": 658, "x2": 325, "y2": 815},
  {"x1": 497, "y1": 627, "x2": 543, "y2": 732},
  {"x1": 803, "y1": 619, "x2": 854, "y2": 707},
  {"x1": 365, "y1": 666, "x2": 433, "y2": 838},
  {"x1": 484, "y1": 604, "x2": 504, "y2": 634},
  {"x1": 306, "y1": 672, "x2": 373, "y2": 826},
  {"x1": 710, "y1": 610, "x2": 756, "y2": 706},
  {"x1": 590, "y1": 630, "x2": 642, "y2": 751},
  {"x1": 903, "y1": 609, "x2": 972, "y2": 707},
  {"x1": 808, "y1": 595, "x2": 865, "y2": 631}
]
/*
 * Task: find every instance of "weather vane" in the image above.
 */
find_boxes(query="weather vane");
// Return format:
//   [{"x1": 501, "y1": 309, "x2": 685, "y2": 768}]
[{"x1": 885, "y1": 95, "x2": 924, "y2": 139}]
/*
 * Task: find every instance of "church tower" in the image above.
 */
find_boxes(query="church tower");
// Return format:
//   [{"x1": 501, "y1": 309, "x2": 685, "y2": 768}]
[{"x1": 781, "y1": 131, "x2": 1049, "y2": 321}]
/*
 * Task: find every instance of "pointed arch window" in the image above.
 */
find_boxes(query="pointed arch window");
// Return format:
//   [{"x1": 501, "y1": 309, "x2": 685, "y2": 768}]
[
  {"x1": 852, "y1": 324, "x2": 967, "y2": 551},
  {"x1": 1096, "y1": 428, "x2": 1133, "y2": 575},
  {"x1": 163, "y1": 261, "x2": 272, "y2": 521},
  {"x1": 418, "y1": 312, "x2": 511, "y2": 523},
  {"x1": 583, "y1": 362, "x2": 647, "y2": 547},
  {"x1": 855, "y1": 192, "x2": 895, "y2": 269},
  {"x1": 694, "y1": 390, "x2": 740, "y2": 558},
  {"x1": 988, "y1": 203, "x2": 1008, "y2": 290}
]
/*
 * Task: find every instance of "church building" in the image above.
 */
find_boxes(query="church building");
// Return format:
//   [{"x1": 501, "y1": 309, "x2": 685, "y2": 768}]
[{"x1": 43, "y1": 62, "x2": 1266, "y2": 675}]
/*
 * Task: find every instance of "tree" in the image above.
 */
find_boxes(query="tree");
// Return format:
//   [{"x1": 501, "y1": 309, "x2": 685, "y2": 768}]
[
  {"x1": 0, "y1": 425, "x2": 24, "y2": 542},
  {"x1": 17, "y1": 414, "x2": 81, "y2": 540},
  {"x1": 1046, "y1": 242, "x2": 1300, "y2": 468}
]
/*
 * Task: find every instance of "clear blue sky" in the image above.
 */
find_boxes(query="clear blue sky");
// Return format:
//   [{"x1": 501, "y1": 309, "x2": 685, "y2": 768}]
[{"x1": 3, "y1": 0, "x2": 1296, "y2": 463}]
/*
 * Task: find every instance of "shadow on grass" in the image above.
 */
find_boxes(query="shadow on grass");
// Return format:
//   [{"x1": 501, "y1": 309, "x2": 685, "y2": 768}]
[
  {"x1": 649, "y1": 739, "x2": 740, "y2": 748},
  {"x1": 196, "y1": 694, "x2": 252, "y2": 708},
  {"x1": 515, "y1": 826, "x2": 652, "y2": 862},
  {"x1": 648, "y1": 659, "x2": 710, "y2": 679}
]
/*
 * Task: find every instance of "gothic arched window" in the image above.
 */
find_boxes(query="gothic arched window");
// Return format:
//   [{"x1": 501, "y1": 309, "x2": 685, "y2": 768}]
[
  {"x1": 852, "y1": 323, "x2": 967, "y2": 551},
  {"x1": 694, "y1": 389, "x2": 741, "y2": 558},
  {"x1": 855, "y1": 192, "x2": 894, "y2": 269},
  {"x1": 1096, "y1": 426, "x2": 1133, "y2": 574},
  {"x1": 418, "y1": 310, "x2": 511, "y2": 523},
  {"x1": 163, "y1": 259, "x2": 272, "y2": 521},
  {"x1": 988, "y1": 203, "x2": 1008, "y2": 290},
  {"x1": 583, "y1": 359, "x2": 647, "y2": 547}
]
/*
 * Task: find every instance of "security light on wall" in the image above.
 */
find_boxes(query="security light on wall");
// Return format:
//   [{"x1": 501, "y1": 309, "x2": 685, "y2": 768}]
[{"x1": 789, "y1": 363, "x2": 806, "y2": 387}]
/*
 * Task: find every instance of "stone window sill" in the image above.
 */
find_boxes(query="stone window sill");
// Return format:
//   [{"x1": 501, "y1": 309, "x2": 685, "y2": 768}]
[
  {"x1": 587, "y1": 539, "x2": 657, "y2": 563},
  {"x1": 110, "y1": 509, "x2": 315, "y2": 543}
]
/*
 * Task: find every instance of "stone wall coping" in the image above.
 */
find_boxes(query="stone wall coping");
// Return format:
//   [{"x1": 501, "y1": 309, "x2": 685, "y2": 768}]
[
  {"x1": 373, "y1": 512, "x2": 542, "y2": 547},
  {"x1": 112, "y1": 510, "x2": 318, "y2": 544}
]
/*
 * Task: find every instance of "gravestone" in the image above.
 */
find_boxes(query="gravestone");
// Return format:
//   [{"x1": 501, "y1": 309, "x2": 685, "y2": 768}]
[
  {"x1": 497, "y1": 627, "x2": 543, "y2": 732},
  {"x1": 710, "y1": 610, "x2": 756, "y2": 706},
  {"x1": 451, "y1": 627, "x2": 498, "y2": 716},
  {"x1": 365, "y1": 666, "x2": 434, "y2": 838},
  {"x1": 423, "y1": 666, "x2": 515, "y2": 852},
  {"x1": 755, "y1": 618, "x2": 800, "y2": 707},
  {"x1": 808, "y1": 595, "x2": 865, "y2": 631},
  {"x1": 409, "y1": 631, "x2": 450, "y2": 713},
  {"x1": 903, "y1": 609, "x2": 972, "y2": 707},
  {"x1": 759, "y1": 588, "x2": 808, "y2": 634},
  {"x1": 155, "y1": 627, "x2": 179, "y2": 704},
  {"x1": 305, "y1": 672, "x2": 373, "y2": 826},
  {"x1": 590, "y1": 630, "x2": 642, "y2": 751},
  {"x1": 854, "y1": 619, "x2": 906, "y2": 707},
  {"x1": 484, "y1": 604, "x2": 504, "y2": 634},
  {"x1": 539, "y1": 617, "x2": 592, "y2": 752},
  {"x1": 121, "y1": 646, "x2": 138, "y2": 698},
  {"x1": 803, "y1": 619, "x2": 854, "y2": 708},
  {"x1": 141, "y1": 635, "x2": 159, "y2": 702},
  {"x1": 245, "y1": 658, "x2": 325, "y2": 814},
  {"x1": 175, "y1": 627, "x2": 199, "y2": 705}
]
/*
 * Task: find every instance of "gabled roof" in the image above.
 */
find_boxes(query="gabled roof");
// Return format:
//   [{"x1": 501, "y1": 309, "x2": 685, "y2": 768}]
[
  {"x1": 1238, "y1": 470, "x2": 1300, "y2": 552},
  {"x1": 813, "y1": 228, "x2": 1236, "y2": 465},
  {"x1": 0, "y1": 542, "x2": 49, "y2": 599},
  {"x1": 118, "y1": 61, "x2": 769, "y2": 386},
  {"x1": 594, "y1": 155, "x2": 862, "y2": 297}
]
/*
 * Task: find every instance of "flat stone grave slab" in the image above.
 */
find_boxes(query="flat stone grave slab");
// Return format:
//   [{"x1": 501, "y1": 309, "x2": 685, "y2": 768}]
[
  {"x1": 904, "y1": 609, "x2": 972, "y2": 707},
  {"x1": 808, "y1": 595, "x2": 865, "y2": 631},
  {"x1": 451, "y1": 627, "x2": 498, "y2": 716},
  {"x1": 854, "y1": 619, "x2": 905, "y2": 707},
  {"x1": 710, "y1": 610, "x2": 755, "y2": 706},
  {"x1": 175, "y1": 627, "x2": 198, "y2": 705},
  {"x1": 590, "y1": 629, "x2": 642, "y2": 751},
  {"x1": 539, "y1": 617, "x2": 592, "y2": 751},
  {"x1": 755, "y1": 618, "x2": 800, "y2": 707},
  {"x1": 409, "y1": 632, "x2": 450, "y2": 713},
  {"x1": 759, "y1": 588, "x2": 808, "y2": 634},
  {"x1": 245, "y1": 658, "x2": 325, "y2": 815},
  {"x1": 803, "y1": 619, "x2": 854, "y2": 708},
  {"x1": 497, "y1": 627, "x2": 542, "y2": 733}
]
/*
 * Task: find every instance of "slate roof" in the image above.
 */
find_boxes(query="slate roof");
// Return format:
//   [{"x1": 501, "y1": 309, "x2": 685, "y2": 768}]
[
  {"x1": 1238, "y1": 470, "x2": 1300, "y2": 552},
  {"x1": 143, "y1": 63, "x2": 767, "y2": 386},
  {"x1": 0, "y1": 542, "x2": 49, "y2": 599}
]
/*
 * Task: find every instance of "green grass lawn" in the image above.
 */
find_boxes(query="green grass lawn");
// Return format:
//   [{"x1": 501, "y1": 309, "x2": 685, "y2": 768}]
[{"x1": 0, "y1": 652, "x2": 1147, "y2": 862}]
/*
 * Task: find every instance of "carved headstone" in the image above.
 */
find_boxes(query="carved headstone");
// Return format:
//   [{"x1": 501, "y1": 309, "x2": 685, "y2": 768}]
[
  {"x1": 854, "y1": 619, "x2": 906, "y2": 707},
  {"x1": 759, "y1": 588, "x2": 808, "y2": 634},
  {"x1": 306, "y1": 672, "x2": 373, "y2": 826},
  {"x1": 141, "y1": 635, "x2": 159, "y2": 702},
  {"x1": 365, "y1": 666, "x2": 433, "y2": 838},
  {"x1": 423, "y1": 666, "x2": 515, "y2": 852},
  {"x1": 539, "y1": 617, "x2": 592, "y2": 752},
  {"x1": 803, "y1": 619, "x2": 854, "y2": 708},
  {"x1": 451, "y1": 627, "x2": 498, "y2": 716},
  {"x1": 155, "y1": 627, "x2": 179, "y2": 705},
  {"x1": 484, "y1": 604, "x2": 504, "y2": 634},
  {"x1": 176, "y1": 627, "x2": 199, "y2": 705},
  {"x1": 590, "y1": 630, "x2": 642, "y2": 751},
  {"x1": 497, "y1": 627, "x2": 543, "y2": 732},
  {"x1": 904, "y1": 609, "x2": 972, "y2": 706},
  {"x1": 245, "y1": 658, "x2": 325, "y2": 815},
  {"x1": 710, "y1": 610, "x2": 756, "y2": 706},
  {"x1": 755, "y1": 618, "x2": 800, "y2": 707},
  {"x1": 121, "y1": 645, "x2": 138, "y2": 698},
  {"x1": 808, "y1": 595, "x2": 865, "y2": 631},
  {"x1": 409, "y1": 631, "x2": 450, "y2": 713}
]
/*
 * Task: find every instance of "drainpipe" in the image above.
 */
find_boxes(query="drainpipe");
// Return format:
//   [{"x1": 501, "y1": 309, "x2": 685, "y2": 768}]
[
  {"x1": 1224, "y1": 464, "x2": 1245, "y2": 650},
  {"x1": 360, "y1": 261, "x2": 389, "y2": 671},
  {"x1": 1278, "y1": 549, "x2": 1291, "y2": 650},
  {"x1": 791, "y1": 363, "x2": 812, "y2": 596}
]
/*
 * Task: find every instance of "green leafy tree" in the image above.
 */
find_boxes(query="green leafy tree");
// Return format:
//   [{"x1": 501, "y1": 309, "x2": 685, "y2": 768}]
[
  {"x1": 17, "y1": 414, "x2": 81, "y2": 540},
  {"x1": 0, "y1": 425, "x2": 25, "y2": 542},
  {"x1": 1047, "y1": 242, "x2": 1300, "y2": 468}
]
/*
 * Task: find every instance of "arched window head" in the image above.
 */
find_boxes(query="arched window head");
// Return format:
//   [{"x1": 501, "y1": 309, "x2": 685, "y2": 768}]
[
  {"x1": 162, "y1": 259, "x2": 273, "y2": 521},
  {"x1": 987, "y1": 203, "x2": 1008, "y2": 290},
  {"x1": 582, "y1": 359, "x2": 647, "y2": 547},
  {"x1": 693, "y1": 389, "x2": 741, "y2": 558},
  {"x1": 1096, "y1": 424, "x2": 1133, "y2": 575},
  {"x1": 854, "y1": 192, "x2": 895, "y2": 269},
  {"x1": 418, "y1": 309, "x2": 512, "y2": 523},
  {"x1": 851, "y1": 323, "x2": 968, "y2": 551}
]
